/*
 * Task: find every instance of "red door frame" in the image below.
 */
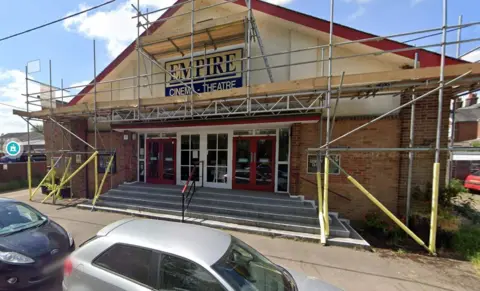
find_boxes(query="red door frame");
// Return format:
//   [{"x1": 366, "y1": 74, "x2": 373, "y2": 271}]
[
  {"x1": 232, "y1": 136, "x2": 276, "y2": 192},
  {"x1": 146, "y1": 138, "x2": 176, "y2": 185}
]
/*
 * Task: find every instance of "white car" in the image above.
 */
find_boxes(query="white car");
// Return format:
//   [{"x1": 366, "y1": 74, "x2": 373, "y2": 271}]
[{"x1": 63, "y1": 218, "x2": 342, "y2": 291}]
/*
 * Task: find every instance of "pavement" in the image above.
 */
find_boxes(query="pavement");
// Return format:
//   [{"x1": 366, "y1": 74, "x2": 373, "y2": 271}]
[{"x1": 2, "y1": 189, "x2": 480, "y2": 291}]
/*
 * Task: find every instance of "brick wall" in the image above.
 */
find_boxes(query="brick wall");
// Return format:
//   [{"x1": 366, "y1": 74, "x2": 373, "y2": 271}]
[
  {"x1": 44, "y1": 119, "x2": 89, "y2": 198},
  {"x1": 86, "y1": 131, "x2": 138, "y2": 196},
  {"x1": 0, "y1": 162, "x2": 46, "y2": 183},
  {"x1": 290, "y1": 117, "x2": 401, "y2": 220},
  {"x1": 398, "y1": 91, "x2": 450, "y2": 216},
  {"x1": 455, "y1": 121, "x2": 479, "y2": 142}
]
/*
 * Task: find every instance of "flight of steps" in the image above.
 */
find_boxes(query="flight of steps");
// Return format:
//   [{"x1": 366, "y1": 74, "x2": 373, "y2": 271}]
[{"x1": 78, "y1": 183, "x2": 369, "y2": 248}]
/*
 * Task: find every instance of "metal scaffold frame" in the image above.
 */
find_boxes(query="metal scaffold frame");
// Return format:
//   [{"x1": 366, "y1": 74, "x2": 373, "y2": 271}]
[{"x1": 16, "y1": 0, "x2": 480, "y2": 254}]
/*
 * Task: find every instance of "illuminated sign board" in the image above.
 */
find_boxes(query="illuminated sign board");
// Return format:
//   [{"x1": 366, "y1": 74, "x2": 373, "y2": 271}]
[{"x1": 165, "y1": 49, "x2": 243, "y2": 97}]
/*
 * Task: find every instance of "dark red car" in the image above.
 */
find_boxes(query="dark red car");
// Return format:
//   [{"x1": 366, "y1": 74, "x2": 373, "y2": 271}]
[{"x1": 464, "y1": 170, "x2": 480, "y2": 192}]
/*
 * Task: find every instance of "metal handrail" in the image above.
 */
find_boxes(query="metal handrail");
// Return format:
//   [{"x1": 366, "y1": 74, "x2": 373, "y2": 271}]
[{"x1": 182, "y1": 163, "x2": 198, "y2": 222}]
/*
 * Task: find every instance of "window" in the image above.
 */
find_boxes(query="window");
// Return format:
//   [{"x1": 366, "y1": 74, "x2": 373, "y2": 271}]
[
  {"x1": 212, "y1": 237, "x2": 295, "y2": 291},
  {"x1": 207, "y1": 134, "x2": 228, "y2": 184},
  {"x1": 94, "y1": 244, "x2": 155, "y2": 288},
  {"x1": 307, "y1": 154, "x2": 340, "y2": 175},
  {"x1": 277, "y1": 128, "x2": 290, "y2": 192},
  {"x1": 181, "y1": 135, "x2": 200, "y2": 181},
  {"x1": 98, "y1": 153, "x2": 116, "y2": 174},
  {"x1": 160, "y1": 255, "x2": 225, "y2": 291}
]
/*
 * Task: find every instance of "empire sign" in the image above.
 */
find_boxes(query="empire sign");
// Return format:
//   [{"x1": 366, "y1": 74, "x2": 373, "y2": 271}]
[{"x1": 165, "y1": 49, "x2": 243, "y2": 97}]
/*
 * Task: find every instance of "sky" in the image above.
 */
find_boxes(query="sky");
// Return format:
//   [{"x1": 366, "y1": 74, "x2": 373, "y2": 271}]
[{"x1": 0, "y1": 0, "x2": 479, "y2": 134}]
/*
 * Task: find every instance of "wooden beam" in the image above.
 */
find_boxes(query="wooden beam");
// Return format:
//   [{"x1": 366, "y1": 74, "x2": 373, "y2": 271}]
[
  {"x1": 14, "y1": 63, "x2": 480, "y2": 119},
  {"x1": 139, "y1": 12, "x2": 247, "y2": 47}
]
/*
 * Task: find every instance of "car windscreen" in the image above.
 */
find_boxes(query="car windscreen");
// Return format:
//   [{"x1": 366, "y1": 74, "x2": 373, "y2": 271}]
[
  {"x1": 0, "y1": 202, "x2": 47, "y2": 235},
  {"x1": 212, "y1": 237, "x2": 296, "y2": 291}
]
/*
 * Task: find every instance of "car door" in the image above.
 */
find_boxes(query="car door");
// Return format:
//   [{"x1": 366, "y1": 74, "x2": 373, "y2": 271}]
[
  {"x1": 157, "y1": 254, "x2": 231, "y2": 291},
  {"x1": 84, "y1": 243, "x2": 159, "y2": 291}
]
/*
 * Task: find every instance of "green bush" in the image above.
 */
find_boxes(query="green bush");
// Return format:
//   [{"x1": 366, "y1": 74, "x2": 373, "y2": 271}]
[{"x1": 453, "y1": 226, "x2": 480, "y2": 268}]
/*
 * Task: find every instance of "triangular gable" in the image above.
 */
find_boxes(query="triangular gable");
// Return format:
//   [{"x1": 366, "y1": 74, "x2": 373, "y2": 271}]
[{"x1": 69, "y1": 0, "x2": 466, "y2": 105}]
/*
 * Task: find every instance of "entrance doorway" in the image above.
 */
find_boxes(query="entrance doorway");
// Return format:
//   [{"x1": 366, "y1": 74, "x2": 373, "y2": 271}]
[
  {"x1": 233, "y1": 136, "x2": 275, "y2": 192},
  {"x1": 146, "y1": 139, "x2": 176, "y2": 184}
]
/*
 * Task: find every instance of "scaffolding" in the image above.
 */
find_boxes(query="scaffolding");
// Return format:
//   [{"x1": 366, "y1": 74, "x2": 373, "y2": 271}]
[{"x1": 14, "y1": 0, "x2": 480, "y2": 254}]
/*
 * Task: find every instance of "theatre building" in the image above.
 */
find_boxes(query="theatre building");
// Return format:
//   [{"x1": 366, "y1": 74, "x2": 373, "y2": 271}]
[{"x1": 21, "y1": 0, "x2": 478, "y2": 240}]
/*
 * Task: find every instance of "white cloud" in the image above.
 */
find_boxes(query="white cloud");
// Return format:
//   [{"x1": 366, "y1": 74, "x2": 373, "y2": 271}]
[
  {"x1": 0, "y1": 70, "x2": 41, "y2": 134},
  {"x1": 462, "y1": 50, "x2": 480, "y2": 63},
  {"x1": 66, "y1": 80, "x2": 91, "y2": 100},
  {"x1": 264, "y1": 0, "x2": 295, "y2": 5},
  {"x1": 63, "y1": 0, "x2": 175, "y2": 58},
  {"x1": 347, "y1": 6, "x2": 366, "y2": 22},
  {"x1": 343, "y1": 0, "x2": 373, "y2": 3}
]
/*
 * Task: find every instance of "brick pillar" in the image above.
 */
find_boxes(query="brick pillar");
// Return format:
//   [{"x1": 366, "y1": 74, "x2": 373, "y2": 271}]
[
  {"x1": 69, "y1": 119, "x2": 88, "y2": 198},
  {"x1": 398, "y1": 89, "x2": 451, "y2": 216},
  {"x1": 289, "y1": 123, "x2": 302, "y2": 195}
]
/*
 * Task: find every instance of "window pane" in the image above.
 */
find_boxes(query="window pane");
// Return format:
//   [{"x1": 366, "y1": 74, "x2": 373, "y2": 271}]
[
  {"x1": 277, "y1": 164, "x2": 289, "y2": 192},
  {"x1": 191, "y1": 150, "x2": 199, "y2": 164},
  {"x1": 218, "y1": 134, "x2": 228, "y2": 149},
  {"x1": 206, "y1": 166, "x2": 216, "y2": 182},
  {"x1": 139, "y1": 134, "x2": 145, "y2": 160},
  {"x1": 218, "y1": 150, "x2": 228, "y2": 166},
  {"x1": 218, "y1": 167, "x2": 228, "y2": 184},
  {"x1": 207, "y1": 150, "x2": 217, "y2": 166},
  {"x1": 181, "y1": 166, "x2": 190, "y2": 180},
  {"x1": 160, "y1": 255, "x2": 224, "y2": 291},
  {"x1": 191, "y1": 134, "x2": 200, "y2": 150},
  {"x1": 207, "y1": 134, "x2": 217, "y2": 150},
  {"x1": 255, "y1": 129, "x2": 276, "y2": 135},
  {"x1": 181, "y1": 135, "x2": 190, "y2": 150},
  {"x1": 94, "y1": 244, "x2": 154, "y2": 288},
  {"x1": 181, "y1": 151, "x2": 190, "y2": 166},
  {"x1": 233, "y1": 130, "x2": 253, "y2": 136},
  {"x1": 279, "y1": 128, "x2": 289, "y2": 162}
]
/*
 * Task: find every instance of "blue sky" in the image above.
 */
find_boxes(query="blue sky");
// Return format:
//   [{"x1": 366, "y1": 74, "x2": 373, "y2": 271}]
[{"x1": 0, "y1": 0, "x2": 479, "y2": 133}]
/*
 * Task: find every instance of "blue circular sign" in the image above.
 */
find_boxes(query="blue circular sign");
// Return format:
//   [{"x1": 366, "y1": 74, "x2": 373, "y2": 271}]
[{"x1": 3, "y1": 139, "x2": 23, "y2": 158}]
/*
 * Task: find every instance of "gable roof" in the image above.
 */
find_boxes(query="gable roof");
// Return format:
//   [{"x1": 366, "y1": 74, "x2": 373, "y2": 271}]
[{"x1": 69, "y1": 0, "x2": 467, "y2": 106}]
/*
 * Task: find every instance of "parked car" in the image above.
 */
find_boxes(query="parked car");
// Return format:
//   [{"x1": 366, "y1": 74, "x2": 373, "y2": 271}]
[
  {"x1": 464, "y1": 170, "x2": 480, "y2": 192},
  {"x1": 63, "y1": 218, "x2": 341, "y2": 291},
  {"x1": 0, "y1": 154, "x2": 46, "y2": 164},
  {"x1": 0, "y1": 198, "x2": 75, "y2": 290}
]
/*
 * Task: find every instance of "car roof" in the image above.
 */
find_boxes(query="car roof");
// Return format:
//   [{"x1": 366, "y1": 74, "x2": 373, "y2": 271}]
[{"x1": 99, "y1": 219, "x2": 232, "y2": 266}]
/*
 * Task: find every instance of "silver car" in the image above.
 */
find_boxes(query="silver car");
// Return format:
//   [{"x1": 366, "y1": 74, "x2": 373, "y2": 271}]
[{"x1": 63, "y1": 218, "x2": 341, "y2": 291}]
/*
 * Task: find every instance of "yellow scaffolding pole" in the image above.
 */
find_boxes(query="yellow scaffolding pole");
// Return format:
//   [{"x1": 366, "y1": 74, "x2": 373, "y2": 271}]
[
  {"x1": 323, "y1": 156, "x2": 330, "y2": 237},
  {"x1": 30, "y1": 154, "x2": 64, "y2": 201},
  {"x1": 94, "y1": 155, "x2": 98, "y2": 197},
  {"x1": 429, "y1": 162, "x2": 441, "y2": 254},
  {"x1": 51, "y1": 157, "x2": 72, "y2": 201},
  {"x1": 42, "y1": 152, "x2": 98, "y2": 203},
  {"x1": 27, "y1": 155, "x2": 32, "y2": 199},
  {"x1": 327, "y1": 156, "x2": 432, "y2": 254},
  {"x1": 92, "y1": 154, "x2": 115, "y2": 206},
  {"x1": 316, "y1": 167, "x2": 326, "y2": 244}
]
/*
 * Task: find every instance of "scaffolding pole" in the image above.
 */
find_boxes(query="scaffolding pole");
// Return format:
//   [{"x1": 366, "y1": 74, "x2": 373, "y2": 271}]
[
  {"x1": 246, "y1": 0, "x2": 252, "y2": 113},
  {"x1": 429, "y1": 0, "x2": 448, "y2": 255},
  {"x1": 25, "y1": 66, "x2": 32, "y2": 198},
  {"x1": 323, "y1": 0, "x2": 335, "y2": 238},
  {"x1": 406, "y1": 52, "x2": 419, "y2": 227},
  {"x1": 190, "y1": 0, "x2": 195, "y2": 116},
  {"x1": 137, "y1": 0, "x2": 142, "y2": 120}
]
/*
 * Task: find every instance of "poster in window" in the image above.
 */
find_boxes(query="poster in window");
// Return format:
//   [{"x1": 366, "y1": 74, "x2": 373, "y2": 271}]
[{"x1": 307, "y1": 154, "x2": 340, "y2": 174}]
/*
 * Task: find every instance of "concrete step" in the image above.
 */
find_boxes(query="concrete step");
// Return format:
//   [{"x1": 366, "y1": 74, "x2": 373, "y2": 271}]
[
  {"x1": 104, "y1": 190, "x2": 316, "y2": 216},
  {"x1": 91, "y1": 200, "x2": 322, "y2": 234},
  {"x1": 98, "y1": 195, "x2": 319, "y2": 226},
  {"x1": 117, "y1": 183, "x2": 306, "y2": 203}
]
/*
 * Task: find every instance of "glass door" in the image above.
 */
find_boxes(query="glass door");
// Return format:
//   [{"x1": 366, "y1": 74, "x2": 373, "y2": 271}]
[
  {"x1": 205, "y1": 134, "x2": 229, "y2": 187},
  {"x1": 233, "y1": 136, "x2": 275, "y2": 192},
  {"x1": 147, "y1": 139, "x2": 160, "y2": 184},
  {"x1": 146, "y1": 139, "x2": 176, "y2": 184}
]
